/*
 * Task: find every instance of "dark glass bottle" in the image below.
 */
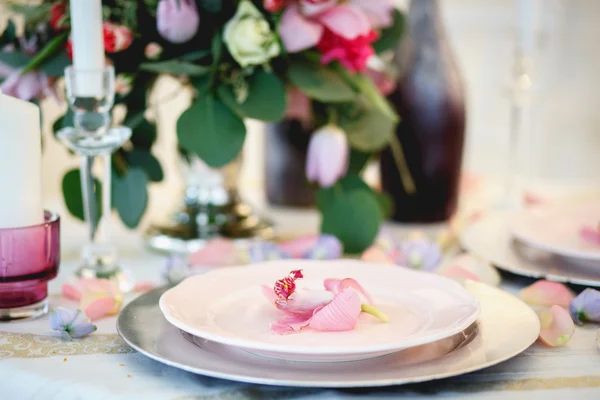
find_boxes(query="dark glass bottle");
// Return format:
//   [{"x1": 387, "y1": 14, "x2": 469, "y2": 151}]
[
  {"x1": 265, "y1": 119, "x2": 315, "y2": 207},
  {"x1": 380, "y1": 0, "x2": 466, "y2": 223}
]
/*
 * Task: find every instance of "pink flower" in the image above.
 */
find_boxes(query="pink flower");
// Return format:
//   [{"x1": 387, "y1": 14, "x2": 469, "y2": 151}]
[
  {"x1": 349, "y1": 0, "x2": 395, "y2": 28},
  {"x1": 144, "y1": 42, "x2": 163, "y2": 60},
  {"x1": 50, "y1": 2, "x2": 68, "y2": 31},
  {"x1": 103, "y1": 22, "x2": 133, "y2": 53},
  {"x1": 157, "y1": 0, "x2": 200, "y2": 44},
  {"x1": 306, "y1": 124, "x2": 349, "y2": 187},
  {"x1": 0, "y1": 68, "x2": 56, "y2": 101},
  {"x1": 264, "y1": 270, "x2": 387, "y2": 334},
  {"x1": 62, "y1": 278, "x2": 123, "y2": 321},
  {"x1": 537, "y1": 305, "x2": 575, "y2": 347},
  {"x1": 299, "y1": 0, "x2": 337, "y2": 16},
  {"x1": 264, "y1": 0, "x2": 286, "y2": 12},
  {"x1": 520, "y1": 280, "x2": 575, "y2": 309},
  {"x1": 317, "y1": 28, "x2": 378, "y2": 73}
]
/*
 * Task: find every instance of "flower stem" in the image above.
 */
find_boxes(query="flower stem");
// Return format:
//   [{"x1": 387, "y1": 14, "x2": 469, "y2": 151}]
[
  {"x1": 361, "y1": 304, "x2": 390, "y2": 323},
  {"x1": 389, "y1": 135, "x2": 416, "y2": 195}
]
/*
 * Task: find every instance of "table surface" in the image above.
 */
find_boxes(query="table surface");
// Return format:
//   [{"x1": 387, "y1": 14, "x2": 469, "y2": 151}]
[{"x1": 2, "y1": 200, "x2": 600, "y2": 399}]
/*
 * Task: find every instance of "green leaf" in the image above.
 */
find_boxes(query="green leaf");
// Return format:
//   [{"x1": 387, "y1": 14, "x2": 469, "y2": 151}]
[
  {"x1": 177, "y1": 93, "x2": 246, "y2": 168},
  {"x1": 126, "y1": 149, "x2": 163, "y2": 182},
  {"x1": 374, "y1": 10, "x2": 405, "y2": 54},
  {"x1": 62, "y1": 169, "x2": 102, "y2": 224},
  {"x1": 179, "y1": 50, "x2": 211, "y2": 62},
  {"x1": 0, "y1": 51, "x2": 31, "y2": 68},
  {"x1": 340, "y1": 104, "x2": 396, "y2": 152},
  {"x1": 22, "y1": 31, "x2": 69, "y2": 75},
  {"x1": 375, "y1": 191, "x2": 394, "y2": 220},
  {"x1": 288, "y1": 62, "x2": 356, "y2": 102},
  {"x1": 1, "y1": 20, "x2": 16, "y2": 43},
  {"x1": 353, "y1": 74, "x2": 399, "y2": 122},
  {"x1": 139, "y1": 60, "x2": 210, "y2": 76},
  {"x1": 39, "y1": 51, "x2": 70, "y2": 77},
  {"x1": 211, "y1": 31, "x2": 223, "y2": 68},
  {"x1": 348, "y1": 149, "x2": 372, "y2": 174},
  {"x1": 217, "y1": 69, "x2": 286, "y2": 121},
  {"x1": 317, "y1": 175, "x2": 382, "y2": 253},
  {"x1": 112, "y1": 168, "x2": 148, "y2": 229},
  {"x1": 129, "y1": 118, "x2": 157, "y2": 149}
]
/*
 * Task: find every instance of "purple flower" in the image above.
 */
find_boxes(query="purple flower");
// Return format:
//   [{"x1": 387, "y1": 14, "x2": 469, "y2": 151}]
[
  {"x1": 0, "y1": 68, "x2": 54, "y2": 101},
  {"x1": 157, "y1": 0, "x2": 200, "y2": 44},
  {"x1": 305, "y1": 235, "x2": 343, "y2": 259},
  {"x1": 396, "y1": 238, "x2": 442, "y2": 272},
  {"x1": 306, "y1": 125, "x2": 349, "y2": 188},
  {"x1": 247, "y1": 242, "x2": 291, "y2": 263},
  {"x1": 50, "y1": 308, "x2": 96, "y2": 340},
  {"x1": 570, "y1": 288, "x2": 600, "y2": 325}
]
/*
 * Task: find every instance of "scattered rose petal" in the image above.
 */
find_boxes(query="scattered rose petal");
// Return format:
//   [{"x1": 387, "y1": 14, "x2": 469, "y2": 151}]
[
  {"x1": 62, "y1": 278, "x2": 123, "y2": 321},
  {"x1": 439, "y1": 253, "x2": 501, "y2": 287},
  {"x1": 523, "y1": 192, "x2": 545, "y2": 207},
  {"x1": 570, "y1": 288, "x2": 600, "y2": 324},
  {"x1": 537, "y1": 305, "x2": 575, "y2": 347},
  {"x1": 133, "y1": 282, "x2": 156, "y2": 293},
  {"x1": 580, "y1": 225, "x2": 600, "y2": 247},
  {"x1": 309, "y1": 288, "x2": 362, "y2": 332},
  {"x1": 50, "y1": 307, "x2": 97, "y2": 340},
  {"x1": 83, "y1": 297, "x2": 117, "y2": 321},
  {"x1": 520, "y1": 280, "x2": 575, "y2": 308},
  {"x1": 360, "y1": 246, "x2": 395, "y2": 264},
  {"x1": 189, "y1": 238, "x2": 239, "y2": 267}
]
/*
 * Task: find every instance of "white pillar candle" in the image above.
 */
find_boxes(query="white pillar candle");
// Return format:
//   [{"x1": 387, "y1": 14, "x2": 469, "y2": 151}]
[
  {"x1": 516, "y1": 0, "x2": 541, "y2": 55},
  {"x1": 0, "y1": 94, "x2": 43, "y2": 228},
  {"x1": 69, "y1": 0, "x2": 105, "y2": 97}
]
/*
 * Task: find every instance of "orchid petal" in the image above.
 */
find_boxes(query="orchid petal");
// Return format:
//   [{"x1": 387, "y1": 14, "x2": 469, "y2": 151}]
[
  {"x1": 569, "y1": 288, "x2": 600, "y2": 324},
  {"x1": 275, "y1": 290, "x2": 334, "y2": 318},
  {"x1": 309, "y1": 288, "x2": 362, "y2": 332},
  {"x1": 580, "y1": 226, "x2": 600, "y2": 246},
  {"x1": 324, "y1": 278, "x2": 374, "y2": 305},
  {"x1": 278, "y1": 4, "x2": 323, "y2": 53},
  {"x1": 520, "y1": 280, "x2": 575, "y2": 308},
  {"x1": 261, "y1": 284, "x2": 278, "y2": 304},
  {"x1": 271, "y1": 314, "x2": 313, "y2": 335},
  {"x1": 189, "y1": 238, "x2": 239, "y2": 267},
  {"x1": 274, "y1": 269, "x2": 304, "y2": 300},
  {"x1": 318, "y1": 5, "x2": 371, "y2": 40},
  {"x1": 360, "y1": 246, "x2": 395, "y2": 264},
  {"x1": 537, "y1": 305, "x2": 575, "y2": 347}
]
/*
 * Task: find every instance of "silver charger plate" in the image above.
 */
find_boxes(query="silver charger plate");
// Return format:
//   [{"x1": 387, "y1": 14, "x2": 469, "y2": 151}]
[
  {"x1": 116, "y1": 281, "x2": 540, "y2": 388},
  {"x1": 461, "y1": 212, "x2": 600, "y2": 287}
]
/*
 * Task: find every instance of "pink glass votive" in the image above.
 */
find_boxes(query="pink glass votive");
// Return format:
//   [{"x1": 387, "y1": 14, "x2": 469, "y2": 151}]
[{"x1": 0, "y1": 211, "x2": 60, "y2": 321}]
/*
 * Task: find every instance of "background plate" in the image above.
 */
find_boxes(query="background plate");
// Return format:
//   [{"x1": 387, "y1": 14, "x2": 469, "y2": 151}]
[{"x1": 117, "y1": 281, "x2": 540, "y2": 388}]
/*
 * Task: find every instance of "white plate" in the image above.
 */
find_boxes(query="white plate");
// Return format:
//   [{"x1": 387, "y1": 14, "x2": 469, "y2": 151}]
[
  {"x1": 510, "y1": 202, "x2": 600, "y2": 262},
  {"x1": 118, "y1": 282, "x2": 539, "y2": 388},
  {"x1": 159, "y1": 260, "x2": 480, "y2": 362},
  {"x1": 462, "y1": 211, "x2": 600, "y2": 286}
]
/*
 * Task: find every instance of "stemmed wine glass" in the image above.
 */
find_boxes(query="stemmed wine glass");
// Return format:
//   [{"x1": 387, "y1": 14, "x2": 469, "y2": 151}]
[{"x1": 57, "y1": 66, "x2": 133, "y2": 292}]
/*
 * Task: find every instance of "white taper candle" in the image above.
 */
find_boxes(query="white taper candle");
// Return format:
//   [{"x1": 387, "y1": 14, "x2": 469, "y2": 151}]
[
  {"x1": 0, "y1": 94, "x2": 43, "y2": 228},
  {"x1": 69, "y1": 0, "x2": 105, "y2": 96}
]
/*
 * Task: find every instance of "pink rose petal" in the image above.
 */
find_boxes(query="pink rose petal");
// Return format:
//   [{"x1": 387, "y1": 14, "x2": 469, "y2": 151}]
[
  {"x1": 523, "y1": 192, "x2": 545, "y2": 207},
  {"x1": 580, "y1": 225, "x2": 600, "y2": 247},
  {"x1": 360, "y1": 246, "x2": 395, "y2": 264},
  {"x1": 62, "y1": 282, "x2": 82, "y2": 301},
  {"x1": 309, "y1": 288, "x2": 362, "y2": 332},
  {"x1": 537, "y1": 305, "x2": 575, "y2": 347},
  {"x1": 520, "y1": 280, "x2": 575, "y2": 308},
  {"x1": 279, "y1": 4, "x2": 323, "y2": 53},
  {"x1": 189, "y1": 238, "x2": 239, "y2": 267},
  {"x1": 133, "y1": 282, "x2": 156, "y2": 293},
  {"x1": 324, "y1": 278, "x2": 374, "y2": 305},
  {"x1": 318, "y1": 5, "x2": 371, "y2": 40},
  {"x1": 83, "y1": 297, "x2": 117, "y2": 321}
]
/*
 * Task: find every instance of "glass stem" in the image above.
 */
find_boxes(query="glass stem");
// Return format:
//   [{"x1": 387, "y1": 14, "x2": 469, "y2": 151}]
[
  {"x1": 80, "y1": 155, "x2": 98, "y2": 242},
  {"x1": 101, "y1": 153, "x2": 112, "y2": 244}
]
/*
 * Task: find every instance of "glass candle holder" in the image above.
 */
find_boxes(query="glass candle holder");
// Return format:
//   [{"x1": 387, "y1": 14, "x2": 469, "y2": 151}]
[{"x1": 0, "y1": 211, "x2": 60, "y2": 321}]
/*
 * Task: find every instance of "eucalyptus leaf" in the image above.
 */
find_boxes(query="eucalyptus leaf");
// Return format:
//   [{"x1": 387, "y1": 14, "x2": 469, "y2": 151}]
[
  {"x1": 0, "y1": 51, "x2": 31, "y2": 68},
  {"x1": 177, "y1": 93, "x2": 246, "y2": 168},
  {"x1": 340, "y1": 105, "x2": 396, "y2": 152},
  {"x1": 62, "y1": 169, "x2": 102, "y2": 224},
  {"x1": 40, "y1": 51, "x2": 70, "y2": 77},
  {"x1": 112, "y1": 168, "x2": 148, "y2": 229},
  {"x1": 126, "y1": 149, "x2": 163, "y2": 182},
  {"x1": 317, "y1": 175, "x2": 382, "y2": 253},
  {"x1": 140, "y1": 60, "x2": 210, "y2": 76},
  {"x1": 179, "y1": 50, "x2": 211, "y2": 62},
  {"x1": 217, "y1": 69, "x2": 286, "y2": 121},
  {"x1": 374, "y1": 10, "x2": 405, "y2": 54},
  {"x1": 288, "y1": 62, "x2": 355, "y2": 102},
  {"x1": 129, "y1": 117, "x2": 157, "y2": 149},
  {"x1": 348, "y1": 149, "x2": 372, "y2": 174}
]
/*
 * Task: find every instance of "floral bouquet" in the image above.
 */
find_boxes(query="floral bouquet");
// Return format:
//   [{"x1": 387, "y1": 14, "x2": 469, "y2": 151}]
[{"x1": 0, "y1": 0, "x2": 405, "y2": 252}]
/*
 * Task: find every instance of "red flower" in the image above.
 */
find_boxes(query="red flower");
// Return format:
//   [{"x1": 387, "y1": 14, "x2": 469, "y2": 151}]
[
  {"x1": 65, "y1": 40, "x2": 72, "y2": 59},
  {"x1": 264, "y1": 0, "x2": 286, "y2": 12},
  {"x1": 50, "y1": 2, "x2": 68, "y2": 31},
  {"x1": 103, "y1": 22, "x2": 133, "y2": 53},
  {"x1": 316, "y1": 28, "x2": 378, "y2": 73}
]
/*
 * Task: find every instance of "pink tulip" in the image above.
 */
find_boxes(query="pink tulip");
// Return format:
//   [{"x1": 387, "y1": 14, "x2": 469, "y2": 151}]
[
  {"x1": 537, "y1": 305, "x2": 575, "y2": 347},
  {"x1": 0, "y1": 69, "x2": 52, "y2": 101},
  {"x1": 519, "y1": 280, "x2": 575, "y2": 309},
  {"x1": 157, "y1": 0, "x2": 200, "y2": 44},
  {"x1": 306, "y1": 124, "x2": 349, "y2": 188}
]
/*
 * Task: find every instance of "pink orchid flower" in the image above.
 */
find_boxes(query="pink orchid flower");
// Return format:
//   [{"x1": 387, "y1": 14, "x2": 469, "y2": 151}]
[
  {"x1": 537, "y1": 305, "x2": 575, "y2": 347},
  {"x1": 519, "y1": 280, "x2": 575, "y2": 309},
  {"x1": 62, "y1": 278, "x2": 123, "y2": 321},
  {"x1": 263, "y1": 269, "x2": 388, "y2": 335}
]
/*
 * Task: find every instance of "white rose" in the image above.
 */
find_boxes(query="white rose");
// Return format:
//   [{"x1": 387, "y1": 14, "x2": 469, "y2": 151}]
[{"x1": 224, "y1": 0, "x2": 281, "y2": 68}]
